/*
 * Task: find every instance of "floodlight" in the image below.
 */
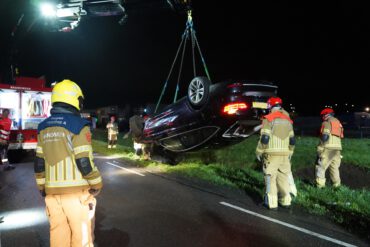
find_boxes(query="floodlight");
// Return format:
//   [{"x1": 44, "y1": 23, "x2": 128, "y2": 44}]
[{"x1": 40, "y1": 3, "x2": 56, "y2": 17}]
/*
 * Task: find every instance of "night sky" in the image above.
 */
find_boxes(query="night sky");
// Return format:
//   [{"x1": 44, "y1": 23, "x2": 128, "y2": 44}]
[{"x1": 0, "y1": 1, "x2": 369, "y2": 115}]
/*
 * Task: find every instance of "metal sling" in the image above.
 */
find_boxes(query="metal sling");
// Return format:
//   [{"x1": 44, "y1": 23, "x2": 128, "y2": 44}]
[{"x1": 154, "y1": 10, "x2": 211, "y2": 113}]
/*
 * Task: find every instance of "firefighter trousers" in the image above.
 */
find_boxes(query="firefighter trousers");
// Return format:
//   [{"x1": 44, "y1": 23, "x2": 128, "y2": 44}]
[
  {"x1": 108, "y1": 134, "x2": 117, "y2": 148},
  {"x1": 45, "y1": 190, "x2": 96, "y2": 247},
  {"x1": 263, "y1": 155, "x2": 295, "y2": 209},
  {"x1": 316, "y1": 149, "x2": 341, "y2": 188}
]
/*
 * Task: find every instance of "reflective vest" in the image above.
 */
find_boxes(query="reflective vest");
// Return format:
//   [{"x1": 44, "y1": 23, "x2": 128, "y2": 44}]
[
  {"x1": 0, "y1": 117, "x2": 12, "y2": 145},
  {"x1": 35, "y1": 113, "x2": 103, "y2": 195},
  {"x1": 107, "y1": 122, "x2": 119, "y2": 136},
  {"x1": 256, "y1": 108, "x2": 294, "y2": 155},
  {"x1": 319, "y1": 117, "x2": 343, "y2": 150}
]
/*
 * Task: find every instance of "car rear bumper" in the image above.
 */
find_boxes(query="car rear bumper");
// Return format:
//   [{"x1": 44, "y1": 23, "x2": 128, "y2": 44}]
[{"x1": 8, "y1": 142, "x2": 37, "y2": 150}]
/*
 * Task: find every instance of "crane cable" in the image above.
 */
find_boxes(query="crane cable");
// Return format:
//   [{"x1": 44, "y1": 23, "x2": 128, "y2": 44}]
[{"x1": 154, "y1": 10, "x2": 211, "y2": 113}]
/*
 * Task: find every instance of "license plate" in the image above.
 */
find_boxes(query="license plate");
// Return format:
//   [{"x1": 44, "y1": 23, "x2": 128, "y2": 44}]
[{"x1": 252, "y1": 102, "x2": 267, "y2": 109}]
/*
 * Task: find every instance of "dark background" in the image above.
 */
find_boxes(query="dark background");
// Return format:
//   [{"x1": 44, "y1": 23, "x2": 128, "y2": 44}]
[{"x1": 0, "y1": 1, "x2": 369, "y2": 115}]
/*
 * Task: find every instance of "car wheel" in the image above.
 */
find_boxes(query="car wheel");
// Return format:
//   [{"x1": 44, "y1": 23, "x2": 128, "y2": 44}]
[{"x1": 187, "y1": 76, "x2": 210, "y2": 108}]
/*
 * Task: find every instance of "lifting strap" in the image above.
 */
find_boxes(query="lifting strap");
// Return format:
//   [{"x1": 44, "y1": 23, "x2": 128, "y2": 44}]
[{"x1": 154, "y1": 10, "x2": 211, "y2": 113}]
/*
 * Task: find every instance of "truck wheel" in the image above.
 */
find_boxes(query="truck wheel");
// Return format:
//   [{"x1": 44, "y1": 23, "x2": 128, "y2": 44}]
[
  {"x1": 187, "y1": 76, "x2": 211, "y2": 108},
  {"x1": 7, "y1": 150, "x2": 23, "y2": 164}
]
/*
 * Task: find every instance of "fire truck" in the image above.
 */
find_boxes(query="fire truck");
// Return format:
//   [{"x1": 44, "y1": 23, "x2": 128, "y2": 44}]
[{"x1": 0, "y1": 77, "x2": 52, "y2": 161}]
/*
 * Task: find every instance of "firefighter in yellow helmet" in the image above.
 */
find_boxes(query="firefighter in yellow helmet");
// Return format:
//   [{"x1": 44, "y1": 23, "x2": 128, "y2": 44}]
[
  {"x1": 34, "y1": 79, "x2": 103, "y2": 247},
  {"x1": 256, "y1": 97, "x2": 297, "y2": 209},
  {"x1": 315, "y1": 108, "x2": 343, "y2": 188}
]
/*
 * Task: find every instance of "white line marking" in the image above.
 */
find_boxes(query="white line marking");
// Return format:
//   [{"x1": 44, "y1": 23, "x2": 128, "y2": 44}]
[
  {"x1": 220, "y1": 202, "x2": 356, "y2": 247},
  {"x1": 106, "y1": 162, "x2": 145, "y2": 177}
]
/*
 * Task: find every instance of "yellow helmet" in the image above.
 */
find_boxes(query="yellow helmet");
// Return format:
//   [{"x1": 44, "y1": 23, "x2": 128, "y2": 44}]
[{"x1": 51, "y1": 79, "x2": 84, "y2": 110}]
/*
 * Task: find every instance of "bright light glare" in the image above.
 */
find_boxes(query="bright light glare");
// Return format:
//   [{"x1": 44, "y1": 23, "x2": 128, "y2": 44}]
[
  {"x1": 41, "y1": 3, "x2": 56, "y2": 17},
  {"x1": 365, "y1": 107, "x2": 370, "y2": 112},
  {"x1": 0, "y1": 208, "x2": 48, "y2": 230}
]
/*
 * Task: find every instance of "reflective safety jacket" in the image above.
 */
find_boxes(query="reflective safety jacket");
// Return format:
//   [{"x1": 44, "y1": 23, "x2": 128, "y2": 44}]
[
  {"x1": 318, "y1": 116, "x2": 343, "y2": 151},
  {"x1": 0, "y1": 116, "x2": 12, "y2": 145},
  {"x1": 256, "y1": 108, "x2": 295, "y2": 156},
  {"x1": 35, "y1": 111, "x2": 103, "y2": 195},
  {"x1": 106, "y1": 122, "x2": 119, "y2": 136}
]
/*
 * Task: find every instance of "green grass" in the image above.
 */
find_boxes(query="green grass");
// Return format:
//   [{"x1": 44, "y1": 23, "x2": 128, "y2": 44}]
[
  {"x1": 92, "y1": 130, "x2": 370, "y2": 239},
  {"x1": 181, "y1": 135, "x2": 370, "y2": 170}
]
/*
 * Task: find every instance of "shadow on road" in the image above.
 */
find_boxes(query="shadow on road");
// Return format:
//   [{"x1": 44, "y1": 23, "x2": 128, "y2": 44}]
[
  {"x1": 94, "y1": 206, "x2": 130, "y2": 247},
  {"x1": 202, "y1": 210, "x2": 284, "y2": 246}
]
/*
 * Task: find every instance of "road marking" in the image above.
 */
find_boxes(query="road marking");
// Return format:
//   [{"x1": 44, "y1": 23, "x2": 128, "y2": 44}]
[
  {"x1": 220, "y1": 202, "x2": 356, "y2": 247},
  {"x1": 106, "y1": 162, "x2": 145, "y2": 177}
]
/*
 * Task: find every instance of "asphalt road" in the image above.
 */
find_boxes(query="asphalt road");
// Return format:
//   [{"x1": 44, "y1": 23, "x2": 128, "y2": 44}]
[{"x1": 0, "y1": 154, "x2": 368, "y2": 247}]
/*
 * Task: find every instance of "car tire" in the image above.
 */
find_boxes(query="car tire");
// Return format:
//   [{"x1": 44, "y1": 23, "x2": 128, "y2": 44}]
[{"x1": 187, "y1": 76, "x2": 210, "y2": 108}]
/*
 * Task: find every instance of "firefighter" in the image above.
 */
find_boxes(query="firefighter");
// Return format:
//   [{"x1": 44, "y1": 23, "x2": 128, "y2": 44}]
[
  {"x1": 34, "y1": 79, "x2": 103, "y2": 247},
  {"x1": 0, "y1": 109, "x2": 15, "y2": 170},
  {"x1": 315, "y1": 108, "x2": 343, "y2": 188},
  {"x1": 106, "y1": 116, "x2": 119, "y2": 148},
  {"x1": 256, "y1": 97, "x2": 297, "y2": 209}
]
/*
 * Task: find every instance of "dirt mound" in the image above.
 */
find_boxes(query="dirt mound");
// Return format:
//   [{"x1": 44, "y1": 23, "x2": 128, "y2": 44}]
[{"x1": 295, "y1": 164, "x2": 370, "y2": 189}]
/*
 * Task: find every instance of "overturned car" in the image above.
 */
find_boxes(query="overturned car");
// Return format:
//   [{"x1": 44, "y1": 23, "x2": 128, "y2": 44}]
[{"x1": 130, "y1": 77, "x2": 277, "y2": 155}]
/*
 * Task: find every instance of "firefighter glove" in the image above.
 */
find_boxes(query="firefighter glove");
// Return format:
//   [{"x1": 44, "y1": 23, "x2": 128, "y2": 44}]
[
  {"x1": 40, "y1": 190, "x2": 46, "y2": 197},
  {"x1": 89, "y1": 188, "x2": 101, "y2": 197}
]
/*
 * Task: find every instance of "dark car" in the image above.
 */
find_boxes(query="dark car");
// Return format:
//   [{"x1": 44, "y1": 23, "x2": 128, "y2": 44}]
[{"x1": 130, "y1": 77, "x2": 277, "y2": 153}]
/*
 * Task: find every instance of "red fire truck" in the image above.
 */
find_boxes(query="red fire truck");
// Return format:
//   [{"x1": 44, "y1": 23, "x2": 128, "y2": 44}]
[{"x1": 0, "y1": 77, "x2": 52, "y2": 161}]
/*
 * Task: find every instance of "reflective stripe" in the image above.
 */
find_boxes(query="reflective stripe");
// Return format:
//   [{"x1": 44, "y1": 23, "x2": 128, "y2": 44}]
[
  {"x1": 265, "y1": 194, "x2": 278, "y2": 208},
  {"x1": 0, "y1": 129, "x2": 10, "y2": 135},
  {"x1": 36, "y1": 146, "x2": 43, "y2": 154},
  {"x1": 261, "y1": 129, "x2": 271, "y2": 135},
  {"x1": 0, "y1": 134, "x2": 9, "y2": 139},
  {"x1": 57, "y1": 162, "x2": 64, "y2": 181},
  {"x1": 288, "y1": 173, "x2": 297, "y2": 197},
  {"x1": 88, "y1": 176, "x2": 102, "y2": 185},
  {"x1": 46, "y1": 180, "x2": 89, "y2": 187},
  {"x1": 322, "y1": 129, "x2": 331, "y2": 135},
  {"x1": 74, "y1": 145, "x2": 92, "y2": 155},
  {"x1": 65, "y1": 157, "x2": 73, "y2": 181},
  {"x1": 36, "y1": 178, "x2": 46, "y2": 185},
  {"x1": 2, "y1": 159, "x2": 8, "y2": 162},
  {"x1": 267, "y1": 135, "x2": 290, "y2": 153},
  {"x1": 265, "y1": 175, "x2": 271, "y2": 193},
  {"x1": 82, "y1": 222, "x2": 89, "y2": 246},
  {"x1": 49, "y1": 165, "x2": 56, "y2": 181}
]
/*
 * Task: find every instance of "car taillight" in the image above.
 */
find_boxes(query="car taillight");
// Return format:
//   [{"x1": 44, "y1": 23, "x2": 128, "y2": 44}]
[{"x1": 223, "y1": 103, "x2": 248, "y2": 115}]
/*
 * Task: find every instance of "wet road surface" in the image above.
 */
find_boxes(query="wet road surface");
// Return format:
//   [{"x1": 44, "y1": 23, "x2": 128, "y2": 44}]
[{"x1": 0, "y1": 154, "x2": 368, "y2": 247}]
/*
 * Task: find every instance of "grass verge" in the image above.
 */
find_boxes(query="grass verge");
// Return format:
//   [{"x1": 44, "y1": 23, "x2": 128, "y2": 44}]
[{"x1": 92, "y1": 129, "x2": 370, "y2": 240}]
